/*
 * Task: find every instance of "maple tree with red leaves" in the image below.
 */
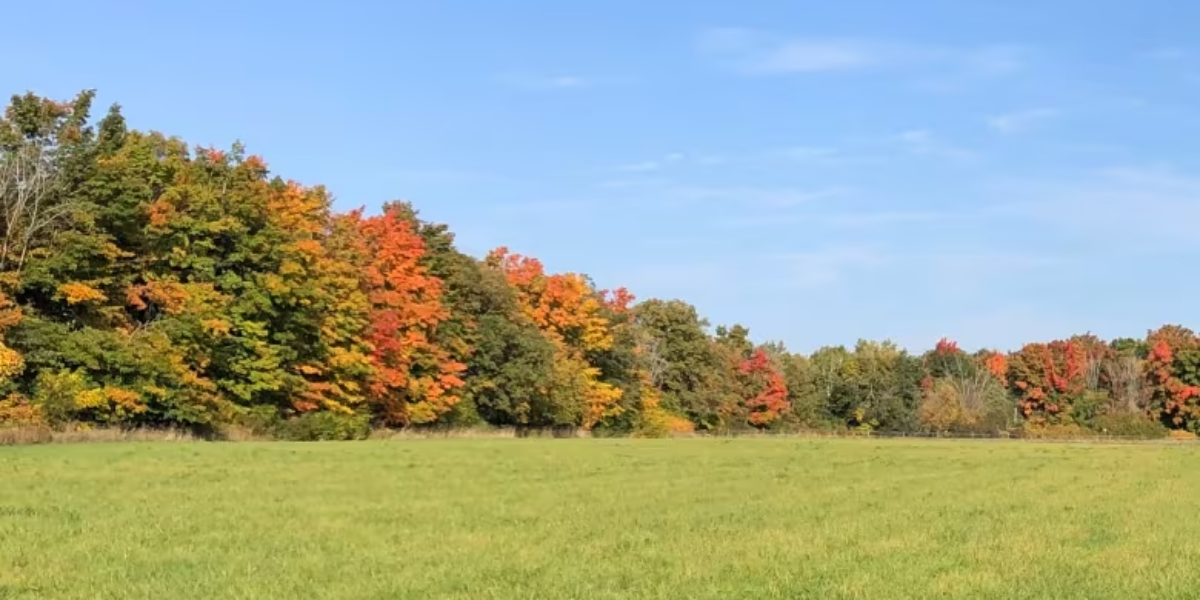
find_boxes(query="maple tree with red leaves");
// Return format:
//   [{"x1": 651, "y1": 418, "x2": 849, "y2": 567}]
[
  {"x1": 738, "y1": 349, "x2": 790, "y2": 427},
  {"x1": 1009, "y1": 342, "x2": 1078, "y2": 421},
  {"x1": 1007, "y1": 336, "x2": 1109, "y2": 424},
  {"x1": 602, "y1": 287, "x2": 636, "y2": 313},
  {"x1": 1145, "y1": 326, "x2": 1200, "y2": 429},
  {"x1": 359, "y1": 206, "x2": 465, "y2": 425},
  {"x1": 934, "y1": 337, "x2": 960, "y2": 356}
]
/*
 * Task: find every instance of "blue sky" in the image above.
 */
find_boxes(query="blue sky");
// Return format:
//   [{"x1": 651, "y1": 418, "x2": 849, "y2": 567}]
[{"x1": 5, "y1": 0, "x2": 1200, "y2": 353}]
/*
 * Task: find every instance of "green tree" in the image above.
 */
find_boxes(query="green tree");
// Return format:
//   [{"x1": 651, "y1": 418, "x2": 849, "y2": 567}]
[{"x1": 631, "y1": 300, "x2": 731, "y2": 429}]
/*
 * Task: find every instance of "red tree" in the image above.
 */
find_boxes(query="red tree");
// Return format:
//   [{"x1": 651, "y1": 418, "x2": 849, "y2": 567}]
[
  {"x1": 1146, "y1": 326, "x2": 1200, "y2": 428},
  {"x1": 739, "y1": 349, "x2": 790, "y2": 427},
  {"x1": 359, "y1": 206, "x2": 465, "y2": 425}
]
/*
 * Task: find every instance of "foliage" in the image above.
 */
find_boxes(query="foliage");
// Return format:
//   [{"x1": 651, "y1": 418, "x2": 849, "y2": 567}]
[
  {"x1": 0, "y1": 392, "x2": 41, "y2": 426},
  {"x1": 1008, "y1": 336, "x2": 1109, "y2": 425},
  {"x1": 1091, "y1": 412, "x2": 1168, "y2": 439},
  {"x1": 32, "y1": 369, "x2": 89, "y2": 428},
  {"x1": 1019, "y1": 422, "x2": 1089, "y2": 439},
  {"x1": 5, "y1": 89, "x2": 1200, "y2": 438},
  {"x1": 359, "y1": 205, "x2": 465, "y2": 425},
  {"x1": 486, "y1": 247, "x2": 623, "y2": 428},
  {"x1": 274, "y1": 411, "x2": 371, "y2": 441},
  {"x1": 737, "y1": 349, "x2": 790, "y2": 427},
  {"x1": 1145, "y1": 325, "x2": 1200, "y2": 431}
]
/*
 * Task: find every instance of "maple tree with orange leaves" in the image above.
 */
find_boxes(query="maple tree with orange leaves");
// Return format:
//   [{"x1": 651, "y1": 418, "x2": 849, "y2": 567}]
[
  {"x1": 359, "y1": 206, "x2": 465, "y2": 425},
  {"x1": 485, "y1": 246, "x2": 624, "y2": 427}
]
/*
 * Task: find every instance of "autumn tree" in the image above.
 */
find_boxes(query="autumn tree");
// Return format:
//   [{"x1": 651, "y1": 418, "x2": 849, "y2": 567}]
[
  {"x1": 1008, "y1": 335, "x2": 1112, "y2": 427},
  {"x1": 1144, "y1": 325, "x2": 1200, "y2": 431},
  {"x1": 3, "y1": 100, "x2": 232, "y2": 429},
  {"x1": 737, "y1": 348, "x2": 790, "y2": 427},
  {"x1": 359, "y1": 205, "x2": 465, "y2": 425},
  {"x1": 919, "y1": 379, "x2": 963, "y2": 434},
  {"x1": 0, "y1": 290, "x2": 24, "y2": 391},
  {"x1": 918, "y1": 338, "x2": 1010, "y2": 433},
  {"x1": 485, "y1": 247, "x2": 622, "y2": 429},
  {"x1": 4, "y1": 87, "x2": 1197, "y2": 441},
  {"x1": 0, "y1": 90, "x2": 99, "y2": 275}
]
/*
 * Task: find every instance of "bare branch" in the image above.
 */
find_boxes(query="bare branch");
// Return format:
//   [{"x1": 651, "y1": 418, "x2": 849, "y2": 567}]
[
  {"x1": 633, "y1": 327, "x2": 669, "y2": 389},
  {"x1": 1104, "y1": 355, "x2": 1146, "y2": 413},
  {"x1": 0, "y1": 131, "x2": 75, "y2": 274}
]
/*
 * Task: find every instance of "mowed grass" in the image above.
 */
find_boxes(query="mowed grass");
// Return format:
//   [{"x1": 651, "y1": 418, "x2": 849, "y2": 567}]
[{"x1": 3, "y1": 439, "x2": 1200, "y2": 599}]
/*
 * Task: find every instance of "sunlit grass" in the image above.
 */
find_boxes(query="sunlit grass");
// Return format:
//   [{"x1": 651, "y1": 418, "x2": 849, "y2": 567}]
[{"x1": 2, "y1": 438, "x2": 1199, "y2": 599}]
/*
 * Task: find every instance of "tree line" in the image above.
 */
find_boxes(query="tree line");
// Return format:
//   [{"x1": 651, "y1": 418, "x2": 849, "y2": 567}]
[{"x1": 0, "y1": 90, "x2": 1195, "y2": 440}]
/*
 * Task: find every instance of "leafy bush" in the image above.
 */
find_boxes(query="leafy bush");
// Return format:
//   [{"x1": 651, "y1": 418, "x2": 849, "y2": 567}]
[
  {"x1": 630, "y1": 404, "x2": 684, "y2": 438},
  {"x1": 441, "y1": 397, "x2": 485, "y2": 428},
  {"x1": 235, "y1": 405, "x2": 283, "y2": 437},
  {"x1": 1070, "y1": 391, "x2": 1108, "y2": 426},
  {"x1": 31, "y1": 370, "x2": 88, "y2": 429},
  {"x1": 275, "y1": 411, "x2": 371, "y2": 441},
  {"x1": 231, "y1": 406, "x2": 370, "y2": 441},
  {"x1": 1019, "y1": 422, "x2": 1088, "y2": 439},
  {"x1": 0, "y1": 393, "x2": 44, "y2": 428},
  {"x1": 1091, "y1": 413, "x2": 1168, "y2": 439}
]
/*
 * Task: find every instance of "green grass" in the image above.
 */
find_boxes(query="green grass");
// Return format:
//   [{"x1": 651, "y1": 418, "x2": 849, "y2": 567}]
[{"x1": 3, "y1": 438, "x2": 1200, "y2": 599}]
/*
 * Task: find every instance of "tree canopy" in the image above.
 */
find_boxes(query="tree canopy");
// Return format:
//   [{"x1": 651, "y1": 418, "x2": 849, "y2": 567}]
[{"x1": 0, "y1": 90, "x2": 1191, "y2": 440}]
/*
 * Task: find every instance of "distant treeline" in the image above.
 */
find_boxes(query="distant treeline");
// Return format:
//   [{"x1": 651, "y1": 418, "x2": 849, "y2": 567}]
[{"x1": 0, "y1": 90, "x2": 1195, "y2": 441}]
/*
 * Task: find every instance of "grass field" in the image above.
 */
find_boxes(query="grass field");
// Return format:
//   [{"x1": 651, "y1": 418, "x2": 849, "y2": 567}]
[{"x1": 3, "y1": 439, "x2": 1200, "y2": 599}]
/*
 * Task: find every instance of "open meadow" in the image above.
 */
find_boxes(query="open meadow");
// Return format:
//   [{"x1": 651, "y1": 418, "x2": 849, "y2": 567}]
[{"x1": 3, "y1": 438, "x2": 1200, "y2": 599}]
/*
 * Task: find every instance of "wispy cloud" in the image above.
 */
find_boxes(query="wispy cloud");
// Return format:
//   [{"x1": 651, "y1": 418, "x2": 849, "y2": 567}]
[
  {"x1": 921, "y1": 252, "x2": 1072, "y2": 288},
  {"x1": 387, "y1": 169, "x2": 493, "y2": 185},
  {"x1": 698, "y1": 28, "x2": 907, "y2": 74},
  {"x1": 698, "y1": 29, "x2": 890, "y2": 73},
  {"x1": 595, "y1": 177, "x2": 671, "y2": 189},
  {"x1": 1145, "y1": 47, "x2": 1189, "y2": 61},
  {"x1": 821, "y1": 210, "x2": 947, "y2": 227},
  {"x1": 894, "y1": 130, "x2": 977, "y2": 162},
  {"x1": 489, "y1": 199, "x2": 603, "y2": 215},
  {"x1": 698, "y1": 28, "x2": 1026, "y2": 78},
  {"x1": 494, "y1": 72, "x2": 598, "y2": 91},
  {"x1": 621, "y1": 262, "x2": 728, "y2": 294},
  {"x1": 987, "y1": 166, "x2": 1200, "y2": 249},
  {"x1": 770, "y1": 146, "x2": 881, "y2": 168},
  {"x1": 987, "y1": 108, "x2": 1059, "y2": 134},
  {"x1": 590, "y1": 176, "x2": 853, "y2": 209},
  {"x1": 670, "y1": 185, "x2": 851, "y2": 208},
  {"x1": 719, "y1": 207, "x2": 960, "y2": 229},
  {"x1": 611, "y1": 152, "x2": 687, "y2": 173},
  {"x1": 777, "y1": 146, "x2": 840, "y2": 161},
  {"x1": 776, "y1": 245, "x2": 890, "y2": 288},
  {"x1": 612, "y1": 145, "x2": 875, "y2": 174},
  {"x1": 614, "y1": 161, "x2": 661, "y2": 173},
  {"x1": 959, "y1": 46, "x2": 1026, "y2": 77}
]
